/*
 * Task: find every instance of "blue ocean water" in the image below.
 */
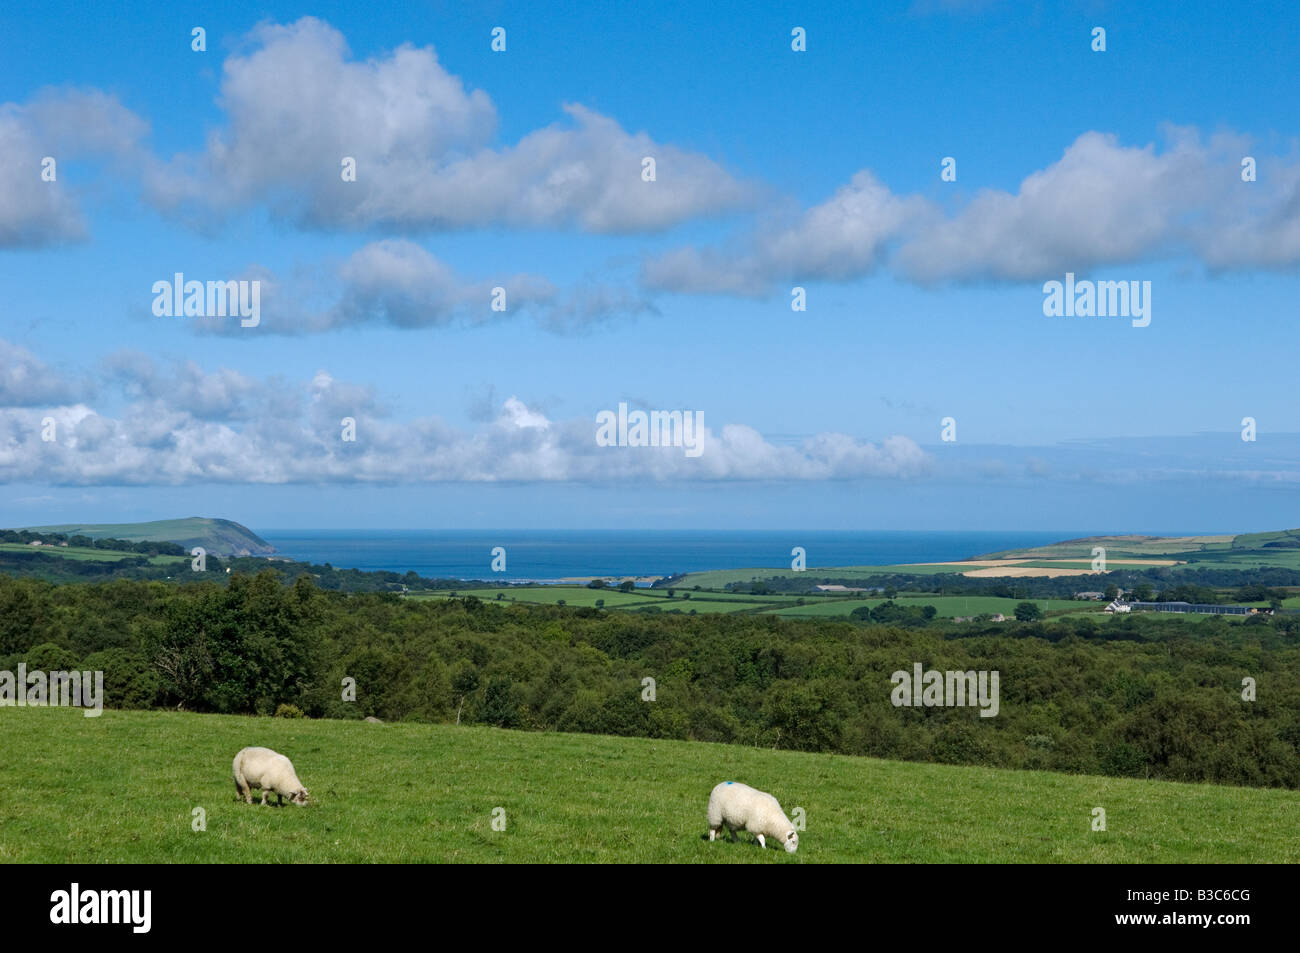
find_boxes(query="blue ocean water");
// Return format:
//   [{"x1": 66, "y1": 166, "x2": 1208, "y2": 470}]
[{"x1": 257, "y1": 529, "x2": 1089, "y2": 582}]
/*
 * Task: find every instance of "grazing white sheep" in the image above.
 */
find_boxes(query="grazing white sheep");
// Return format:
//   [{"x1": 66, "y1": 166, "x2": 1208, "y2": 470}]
[
  {"x1": 707, "y1": 781, "x2": 798, "y2": 853},
  {"x1": 232, "y1": 746, "x2": 310, "y2": 806}
]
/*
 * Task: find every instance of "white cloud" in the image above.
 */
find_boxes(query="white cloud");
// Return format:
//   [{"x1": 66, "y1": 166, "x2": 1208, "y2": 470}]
[
  {"x1": 11, "y1": 342, "x2": 1300, "y2": 489},
  {"x1": 332, "y1": 239, "x2": 553, "y2": 329},
  {"x1": 0, "y1": 88, "x2": 147, "y2": 248},
  {"x1": 103, "y1": 351, "x2": 270, "y2": 420},
  {"x1": 896, "y1": 130, "x2": 1204, "y2": 282},
  {"x1": 644, "y1": 170, "x2": 929, "y2": 295},
  {"x1": 647, "y1": 127, "x2": 1300, "y2": 295},
  {"x1": 0, "y1": 342, "x2": 931, "y2": 485},
  {"x1": 176, "y1": 240, "x2": 654, "y2": 335},
  {"x1": 406, "y1": 103, "x2": 755, "y2": 233},
  {"x1": 759, "y1": 171, "x2": 931, "y2": 280},
  {"x1": 146, "y1": 18, "x2": 753, "y2": 233},
  {"x1": 0, "y1": 340, "x2": 84, "y2": 405}
]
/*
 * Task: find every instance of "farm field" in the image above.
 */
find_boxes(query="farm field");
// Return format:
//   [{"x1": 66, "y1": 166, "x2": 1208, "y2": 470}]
[
  {"x1": 976, "y1": 534, "x2": 1237, "y2": 560},
  {"x1": 1183, "y1": 550, "x2": 1300, "y2": 571},
  {"x1": 411, "y1": 585, "x2": 790, "y2": 613},
  {"x1": 767, "y1": 596, "x2": 1089, "y2": 619},
  {"x1": 0, "y1": 542, "x2": 185, "y2": 564},
  {"x1": 408, "y1": 585, "x2": 662, "y2": 608},
  {"x1": 668, "y1": 564, "x2": 960, "y2": 589},
  {"x1": 666, "y1": 529, "x2": 1300, "y2": 588},
  {"x1": 0, "y1": 538, "x2": 141, "y2": 561},
  {"x1": 979, "y1": 529, "x2": 1300, "y2": 572},
  {"x1": 410, "y1": 586, "x2": 1095, "y2": 620},
  {"x1": 2, "y1": 707, "x2": 1297, "y2": 863}
]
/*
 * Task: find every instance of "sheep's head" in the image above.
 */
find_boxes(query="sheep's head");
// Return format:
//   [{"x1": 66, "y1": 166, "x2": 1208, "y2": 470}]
[
  {"x1": 783, "y1": 830, "x2": 798, "y2": 853},
  {"x1": 291, "y1": 788, "x2": 310, "y2": 806}
]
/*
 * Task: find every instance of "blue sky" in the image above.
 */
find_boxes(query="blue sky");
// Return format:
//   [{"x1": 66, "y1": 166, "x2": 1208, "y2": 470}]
[{"x1": 1, "y1": 0, "x2": 1298, "y2": 532}]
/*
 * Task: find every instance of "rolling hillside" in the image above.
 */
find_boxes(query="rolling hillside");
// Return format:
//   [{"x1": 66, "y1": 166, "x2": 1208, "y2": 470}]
[
  {"x1": 973, "y1": 528, "x2": 1300, "y2": 560},
  {"x1": 21, "y1": 517, "x2": 274, "y2": 556},
  {"x1": 666, "y1": 528, "x2": 1300, "y2": 587},
  {"x1": 1, "y1": 707, "x2": 1297, "y2": 863}
]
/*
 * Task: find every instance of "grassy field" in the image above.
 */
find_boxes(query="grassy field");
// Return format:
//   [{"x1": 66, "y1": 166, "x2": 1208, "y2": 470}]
[
  {"x1": 409, "y1": 585, "x2": 666, "y2": 608},
  {"x1": 977, "y1": 529, "x2": 1300, "y2": 572},
  {"x1": 0, "y1": 542, "x2": 187, "y2": 564},
  {"x1": 976, "y1": 534, "x2": 1237, "y2": 560},
  {"x1": 411, "y1": 586, "x2": 793, "y2": 613},
  {"x1": 667, "y1": 529, "x2": 1300, "y2": 587},
  {"x1": 412, "y1": 586, "x2": 1098, "y2": 621},
  {"x1": 669, "y1": 564, "x2": 963, "y2": 588},
  {"x1": 767, "y1": 596, "x2": 1088, "y2": 619},
  {"x1": 2, "y1": 707, "x2": 1297, "y2": 863},
  {"x1": 1183, "y1": 550, "x2": 1300, "y2": 571}
]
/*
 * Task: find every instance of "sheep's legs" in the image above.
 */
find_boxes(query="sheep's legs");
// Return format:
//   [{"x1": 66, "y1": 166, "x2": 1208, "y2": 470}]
[
  {"x1": 709, "y1": 828, "x2": 717, "y2": 841},
  {"x1": 756, "y1": 834, "x2": 766, "y2": 849}
]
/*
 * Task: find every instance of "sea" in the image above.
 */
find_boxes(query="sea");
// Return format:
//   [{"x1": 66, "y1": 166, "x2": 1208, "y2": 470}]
[{"x1": 257, "y1": 529, "x2": 1087, "y2": 583}]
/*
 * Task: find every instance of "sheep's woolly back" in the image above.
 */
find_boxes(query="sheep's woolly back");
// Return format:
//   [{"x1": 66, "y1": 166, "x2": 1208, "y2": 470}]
[
  {"x1": 707, "y1": 781, "x2": 794, "y2": 841},
  {"x1": 233, "y1": 746, "x2": 306, "y2": 799}
]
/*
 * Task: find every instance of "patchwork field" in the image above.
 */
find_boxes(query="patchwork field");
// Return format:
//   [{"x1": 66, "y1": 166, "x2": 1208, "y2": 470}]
[
  {"x1": 668, "y1": 528, "x2": 1300, "y2": 588},
  {"x1": 2, "y1": 707, "x2": 1297, "y2": 863},
  {"x1": 663, "y1": 564, "x2": 964, "y2": 589},
  {"x1": 766, "y1": 596, "x2": 1086, "y2": 619},
  {"x1": 665, "y1": 560, "x2": 1135, "y2": 588},
  {"x1": 0, "y1": 542, "x2": 185, "y2": 565},
  {"x1": 953, "y1": 561, "x2": 1168, "y2": 578},
  {"x1": 410, "y1": 586, "x2": 1094, "y2": 619},
  {"x1": 977, "y1": 529, "x2": 1300, "y2": 573},
  {"x1": 976, "y1": 534, "x2": 1238, "y2": 560}
]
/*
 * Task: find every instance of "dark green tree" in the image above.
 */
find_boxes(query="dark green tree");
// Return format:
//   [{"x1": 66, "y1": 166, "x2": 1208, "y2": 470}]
[{"x1": 1014, "y1": 601, "x2": 1042, "y2": 622}]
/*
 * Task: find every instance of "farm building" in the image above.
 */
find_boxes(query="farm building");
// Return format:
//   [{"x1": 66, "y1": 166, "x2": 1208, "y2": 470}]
[{"x1": 1127, "y1": 601, "x2": 1258, "y2": 616}]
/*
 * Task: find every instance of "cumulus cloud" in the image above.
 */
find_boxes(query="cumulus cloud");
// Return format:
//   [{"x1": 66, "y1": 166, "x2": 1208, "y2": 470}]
[
  {"x1": 647, "y1": 127, "x2": 1300, "y2": 296},
  {"x1": 11, "y1": 342, "x2": 1300, "y2": 488},
  {"x1": 407, "y1": 103, "x2": 755, "y2": 233},
  {"x1": 146, "y1": 17, "x2": 754, "y2": 233},
  {"x1": 330, "y1": 239, "x2": 554, "y2": 329},
  {"x1": 0, "y1": 340, "x2": 85, "y2": 405},
  {"x1": 177, "y1": 239, "x2": 653, "y2": 335},
  {"x1": 896, "y1": 129, "x2": 1205, "y2": 282},
  {"x1": 644, "y1": 170, "x2": 930, "y2": 295},
  {"x1": 101, "y1": 351, "x2": 304, "y2": 422},
  {"x1": 0, "y1": 88, "x2": 148, "y2": 248},
  {"x1": 0, "y1": 341, "x2": 930, "y2": 485}
]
